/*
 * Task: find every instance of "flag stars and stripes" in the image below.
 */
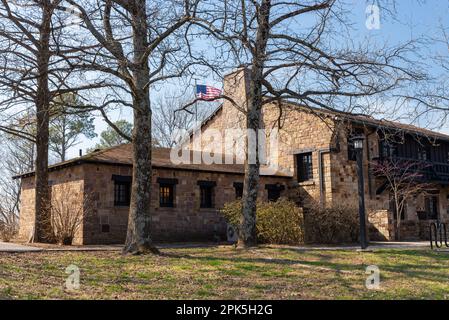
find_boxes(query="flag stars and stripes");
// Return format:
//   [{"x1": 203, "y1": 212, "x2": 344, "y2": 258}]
[{"x1": 196, "y1": 85, "x2": 222, "y2": 100}]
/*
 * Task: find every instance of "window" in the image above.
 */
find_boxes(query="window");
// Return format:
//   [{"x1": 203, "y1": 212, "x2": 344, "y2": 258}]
[
  {"x1": 100, "y1": 215, "x2": 110, "y2": 233},
  {"x1": 157, "y1": 178, "x2": 178, "y2": 208},
  {"x1": 113, "y1": 175, "x2": 131, "y2": 207},
  {"x1": 198, "y1": 181, "x2": 216, "y2": 208},
  {"x1": 159, "y1": 184, "x2": 174, "y2": 207},
  {"x1": 425, "y1": 196, "x2": 439, "y2": 220},
  {"x1": 418, "y1": 145, "x2": 431, "y2": 161},
  {"x1": 200, "y1": 186, "x2": 213, "y2": 208},
  {"x1": 296, "y1": 153, "x2": 313, "y2": 182},
  {"x1": 234, "y1": 182, "x2": 243, "y2": 199},
  {"x1": 101, "y1": 224, "x2": 110, "y2": 233},
  {"x1": 348, "y1": 138, "x2": 357, "y2": 161},
  {"x1": 268, "y1": 189, "x2": 281, "y2": 202},
  {"x1": 266, "y1": 184, "x2": 285, "y2": 202},
  {"x1": 381, "y1": 141, "x2": 397, "y2": 158}
]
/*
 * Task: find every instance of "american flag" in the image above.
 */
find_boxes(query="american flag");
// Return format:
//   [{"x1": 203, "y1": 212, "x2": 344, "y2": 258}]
[{"x1": 196, "y1": 84, "x2": 222, "y2": 100}]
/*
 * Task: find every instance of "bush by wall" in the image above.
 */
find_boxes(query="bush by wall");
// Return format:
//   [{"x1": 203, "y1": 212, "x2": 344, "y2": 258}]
[
  {"x1": 305, "y1": 203, "x2": 359, "y2": 244},
  {"x1": 0, "y1": 222, "x2": 17, "y2": 242},
  {"x1": 220, "y1": 198, "x2": 304, "y2": 245}
]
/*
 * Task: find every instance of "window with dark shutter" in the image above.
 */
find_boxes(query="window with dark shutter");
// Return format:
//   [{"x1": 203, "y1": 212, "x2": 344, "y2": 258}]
[{"x1": 296, "y1": 153, "x2": 313, "y2": 182}]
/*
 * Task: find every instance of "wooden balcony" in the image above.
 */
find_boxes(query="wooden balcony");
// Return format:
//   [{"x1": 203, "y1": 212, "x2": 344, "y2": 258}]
[{"x1": 373, "y1": 156, "x2": 449, "y2": 186}]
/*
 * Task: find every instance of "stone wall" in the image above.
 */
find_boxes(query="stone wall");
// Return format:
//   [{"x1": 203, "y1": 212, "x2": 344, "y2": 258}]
[
  {"x1": 368, "y1": 210, "x2": 392, "y2": 241},
  {"x1": 206, "y1": 68, "x2": 449, "y2": 241},
  {"x1": 19, "y1": 162, "x2": 291, "y2": 245},
  {"x1": 18, "y1": 165, "x2": 85, "y2": 244},
  {"x1": 200, "y1": 69, "x2": 337, "y2": 207},
  {"x1": 82, "y1": 164, "x2": 290, "y2": 244}
]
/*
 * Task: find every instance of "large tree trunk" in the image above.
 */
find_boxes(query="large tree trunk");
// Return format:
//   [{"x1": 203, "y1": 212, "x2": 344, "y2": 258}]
[
  {"x1": 238, "y1": 0, "x2": 271, "y2": 248},
  {"x1": 33, "y1": 2, "x2": 53, "y2": 243},
  {"x1": 123, "y1": 0, "x2": 159, "y2": 255}
]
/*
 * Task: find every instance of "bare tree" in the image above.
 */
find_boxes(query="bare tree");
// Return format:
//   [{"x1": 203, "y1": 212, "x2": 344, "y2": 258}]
[
  {"x1": 372, "y1": 158, "x2": 431, "y2": 240},
  {"x1": 153, "y1": 93, "x2": 210, "y2": 148},
  {"x1": 64, "y1": 0, "x2": 200, "y2": 254},
  {"x1": 184, "y1": 0, "x2": 427, "y2": 247},
  {"x1": 50, "y1": 183, "x2": 94, "y2": 245},
  {"x1": 392, "y1": 25, "x2": 449, "y2": 130},
  {"x1": 0, "y1": 0, "x2": 105, "y2": 242},
  {"x1": 0, "y1": 131, "x2": 35, "y2": 242}
]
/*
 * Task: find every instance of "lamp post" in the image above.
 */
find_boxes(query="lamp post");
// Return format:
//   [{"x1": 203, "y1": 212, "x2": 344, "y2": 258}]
[{"x1": 352, "y1": 135, "x2": 368, "y2": 250}]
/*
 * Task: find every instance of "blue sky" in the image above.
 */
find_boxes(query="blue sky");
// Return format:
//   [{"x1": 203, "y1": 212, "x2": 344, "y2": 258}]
[{"x1": 68, "y1": 0, "x2": 449, "y2": 159}]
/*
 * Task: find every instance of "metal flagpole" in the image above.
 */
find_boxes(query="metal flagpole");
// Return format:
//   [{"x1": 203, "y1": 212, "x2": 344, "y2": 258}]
[{"x1": 194, "y1": 78, "x2": 198, "y2": 123}]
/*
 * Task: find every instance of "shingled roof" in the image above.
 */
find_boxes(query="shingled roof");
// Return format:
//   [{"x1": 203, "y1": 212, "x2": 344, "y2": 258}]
[
  {"x1": 13, "y1": 144, "x2": 291, "y2": 179},
  {"x1": 300, "y1": 104, "x2": 449, "y2": 141},
  {"x1": 201, "y1": 102, "x2": 449, "y2": 142}
]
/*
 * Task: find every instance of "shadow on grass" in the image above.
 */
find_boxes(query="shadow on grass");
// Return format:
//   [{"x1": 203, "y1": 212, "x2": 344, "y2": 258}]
[{"x1": 161, "y1": 247, "x2": 449, "y2": 285}]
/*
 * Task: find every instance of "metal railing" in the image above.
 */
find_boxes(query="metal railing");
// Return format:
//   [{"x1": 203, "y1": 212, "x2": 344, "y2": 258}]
[{"x1": 429, "y1": 222, "x2": 448, "y2": 249}]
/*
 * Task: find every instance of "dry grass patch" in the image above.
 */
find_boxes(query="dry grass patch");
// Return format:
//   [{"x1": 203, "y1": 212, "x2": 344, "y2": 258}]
[{"x1": 0, "y1": 246, "x2": 448, "y2": 300}]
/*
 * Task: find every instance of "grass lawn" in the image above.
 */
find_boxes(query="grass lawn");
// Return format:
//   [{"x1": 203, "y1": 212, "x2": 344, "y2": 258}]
[{"x1": 0, "y1": 246, "x2": 448, "y2": 300}]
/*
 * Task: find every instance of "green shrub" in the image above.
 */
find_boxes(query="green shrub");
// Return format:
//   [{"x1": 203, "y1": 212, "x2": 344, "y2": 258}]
[
  {"x1": 305, "y1": 203, "x2": 359, "y2": 244},
  {"x1": 220, "y1": 198, "x2": 304, "y2": 245}
]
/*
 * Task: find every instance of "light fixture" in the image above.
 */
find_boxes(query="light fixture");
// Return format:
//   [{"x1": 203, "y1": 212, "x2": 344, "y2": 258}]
[
  {"x1": 351, "y1": 135, "x2": 365, "y2": 150},
  {"x1": 351, "y1": 133, "x2": 368, "y2": 250}
]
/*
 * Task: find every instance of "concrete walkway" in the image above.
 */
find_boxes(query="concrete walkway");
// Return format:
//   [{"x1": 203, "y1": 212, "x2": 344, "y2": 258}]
[
  {"x1": 0, "y1": 241, "x2": 43, "y2": 253},
  {"x1": 267, "y1": 241, "x2": 431, "y2": 252},
  {"x1": 0, "y1": 241, "x2": 433, "y2": 253},
  {"x1": 0, "y1": 242, "x2": 225, "y2": 253}
]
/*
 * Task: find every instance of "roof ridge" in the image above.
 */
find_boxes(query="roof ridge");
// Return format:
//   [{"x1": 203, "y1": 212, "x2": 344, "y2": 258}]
[{"x1": 83, "y1": 143, "x2": 132, "y2": 159}]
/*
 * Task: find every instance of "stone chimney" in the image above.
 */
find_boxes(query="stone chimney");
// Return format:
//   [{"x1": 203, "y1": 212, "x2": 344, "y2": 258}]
[
  {"x1": 215, "y1": 67, "x2": 251, "y2": 159},
  {"x1": 221, "y1": 67, "x2": 251, "y2": 131}
]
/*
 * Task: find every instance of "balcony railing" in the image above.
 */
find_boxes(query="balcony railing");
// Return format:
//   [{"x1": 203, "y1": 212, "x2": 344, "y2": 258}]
[{"x1": 374, "y1": 156, "x2": 449, "y2": 185}]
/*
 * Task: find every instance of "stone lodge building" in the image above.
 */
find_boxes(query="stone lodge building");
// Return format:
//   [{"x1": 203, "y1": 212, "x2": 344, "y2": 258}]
[{"x1": 15, "y1": 68, "x2": 449, "y2": 244}]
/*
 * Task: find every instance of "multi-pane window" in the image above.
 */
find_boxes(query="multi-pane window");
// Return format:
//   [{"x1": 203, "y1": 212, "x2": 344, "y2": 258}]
[
  {"x1": 425, "y1": 196, "x2": 439, "y2": 220},
  {"x1": 157, "y1": 178, "x2": 178, "y2": 208},
  {"x1": 296, "y1": 153, "x2": 313, "y2": 182},
  {"x1": 198, "y1": 181, "x2": 216, "y2": 208},
  {"x1": 113, "y1": 178, "x2": 131, "y2": 206},
  {"x1": 159, "y1": 184, "x2": 174, "y2": 207}
]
